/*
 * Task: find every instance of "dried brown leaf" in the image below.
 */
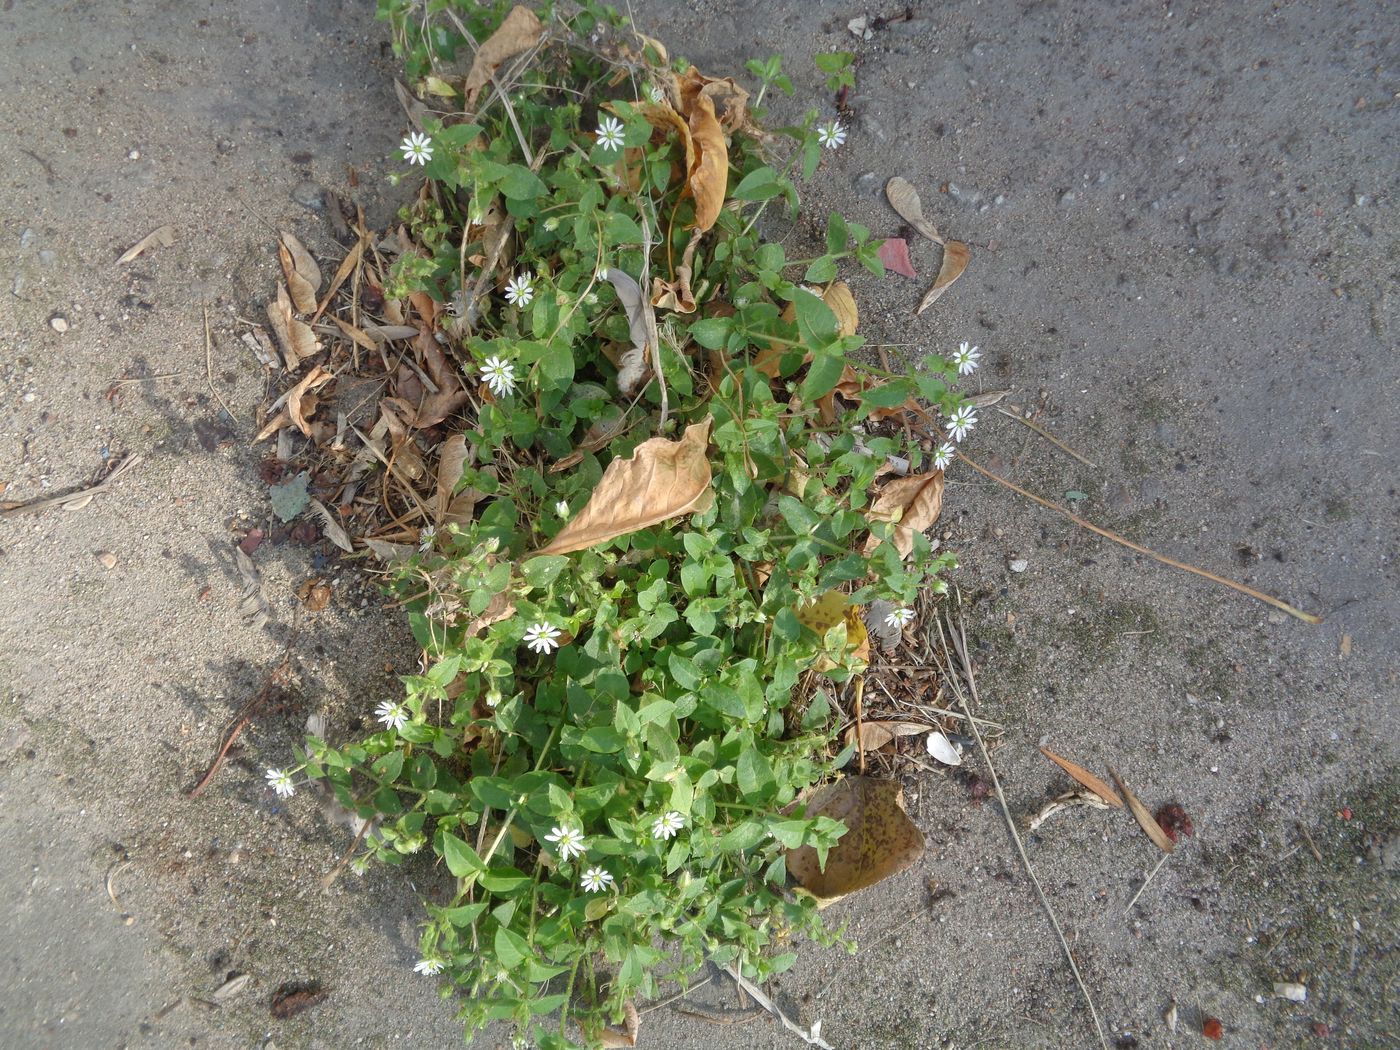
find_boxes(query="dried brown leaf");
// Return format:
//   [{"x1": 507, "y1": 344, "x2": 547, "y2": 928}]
[
  {"x1": 863, "y1": 470, "x2": 945, "y2": 560},
  {"x1": 915, "y1": 241, "x2": 970, "y2": 315},
  {"x1": 278, "y1": 232, "x2": 322, "y2": 313},
  {"x1": 684, "y1": 92, "x2": 727, "y2": 233},
  {"x1": 651, "y1": 228, "x2": 701, "y2": 314},
  {"x1": 331, "y1": 316, "x2": 377, "y2": 352},
  {"x1": 307, "y1": 497, "x2": 354, "y2": 553},
  {"x1": 536, "y1": 419, "x2": 713, "y2": 555},
  {"x1": 787, "y1": 776, "x2": 925, "y2": 903},
  {"x1": 598, "y1": 1001, "x2": 640, "y2": 1048},
  {"x1": 463, "y1": 588, "x2": 515, "y2": 639},
  {"x1": 1109, "y1": 767, "x2": 1176, "y2": 854},
  {"x1": 287, "y1": 365, "x2": 332, "y2": 437},
  {"x1": 843, "y1": 720, "x2": 933, "y2": 754},
  {"x1": 1039, "y1": 747, "x2": 1124, "y2": 808},
  {"x1": 297, "y1": 578, "x2": 332, "y2": 612},
  {"x1": 266, "y1": 284, "x2": 318, "y2": 365},
  {"x1": 463, "y1": 6, "x2": 544, "y2": 106},
  {"x1": 116, "y1": 224, "x2": 176, "y2": 264},
  {"x1": 435, "y1": 434, "x2": 483, "y2": 527},
  {"x1": 679, "y1": 67, "x2": 751, "y2": 133},
  {"x1": 885, "y1": 177, "x2": 944, "y2": 244}
]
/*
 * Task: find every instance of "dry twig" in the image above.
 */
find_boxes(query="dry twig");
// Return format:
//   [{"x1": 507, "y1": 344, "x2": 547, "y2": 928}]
[{"x1": 0, "y1": 452, "x2": 143, "y2": 518}]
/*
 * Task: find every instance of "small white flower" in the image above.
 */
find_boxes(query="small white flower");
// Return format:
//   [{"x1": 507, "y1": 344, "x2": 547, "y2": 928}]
[
  {"x1": 947, "y1": 404, "x2": 977, "y2": 442},
  {"x1": 951, "y1": 341, "x2": 981, "y2": 375},
  {"x1": 580, "y1": 866, "x2": 614, "y2": 892},
  {"x1": 414, "y1": 957, "x2": 446, "y2": 976},
  {"x1": 485, "y1": 686, "x2": 503, "y2": 708},
  {"x1": 555, "y1": 500, "x2": 569, "y2": 517},
  {"x1": 545, "y1": 825, "x2": 586, "y2": 861},
  {"x1": 932, "y1": 443, "x2": 955, "y2": 470},
  {"x1": 884, "y1": 607, "x2": 916, "y2": 629},
  {"x1": 524, "y1": 621, "x2": 562, "y2": 654},
  {"x1": 265, "y1": 767, "x2": 295, "y2": 799},
  {"x1": 480, "y1": 356, "x2": 516, "y2": 397},
  {"x1": 595, "y1": 267, "x2": 609, "y2": 281},
  {"x1": 418, "y1": 524, "x2": 436, "y2": 551},
  {"x1": 596, "y1": 115, "x2": 626, "y2": 151},
  {"x1": 400, "y1": 131, "x2": 433, "y2": 166},
  {"x1": 816, "y1": 120, "x2": 847, "y2": 150},
  {"x1": 644, "y1": 83, "x2": 664, "y2": 104},
  {"x1": 543, "y1": 216, "x2": 560, "y2": 232},
  {"x1": 376, "y1": 700, "x2": 409, "y2": 732},
  {"x1": 504, "y1": 272, "x2": 535, "y2": 307},
  {"x1": 652, "y1": 811, "x2": 685, "y2": 840},
  {"x1": 350, "y1": 856, "x2": 369, "y2": 877}
]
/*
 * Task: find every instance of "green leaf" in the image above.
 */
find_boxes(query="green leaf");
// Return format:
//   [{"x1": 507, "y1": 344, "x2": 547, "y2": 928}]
[
  {"x1": 478, "y1": 160, "x2": 546, "y2": 200},
  {"x1": 803, "y1": 255, "x2": 837, "y2": 284},
  {"x1": 732, "y1": 166, "x2": 784, "y2": 202},
  {"x1": 372, "y1": 751, "x2": 405, "y2": 782},
  {"x1": 578, "y1": 726, "x2": 625, "y2": 753},
  {"x1": 717, "y1": 820, "x2": 767, "y2": 851},
  {"x1": 736, "y1": 748, "x2": 776, "y2": 802},
  {"x1": 792, "y1": 288, "x2": 837, "y2": 349},
  {"x1": 440, "y1": 832, "x2": 485, "y2": 878},
  {"x1": 479, "y1": 867, "x2": 532, "y2": 894},
  {"x1": 521, "y1": 555, "x2": 571, "y2": 589},
  {"x1": 800, "y1": 352, "x2": 846, "y2": 401},
  {"x1": 826, "y1": 212, "x2": 850, "y2": 255},
  {"x1": 409, "y1": 753, "x2": 437, "y2": 790},
  {"x1": 493, "y1": 924, "x2": 531, "y2": 968},
  {"x1": 689, "y1": 317, "x2": 732, "y2": 350}
]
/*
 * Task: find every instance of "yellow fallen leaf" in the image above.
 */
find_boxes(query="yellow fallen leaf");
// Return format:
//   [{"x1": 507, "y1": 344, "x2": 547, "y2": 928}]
[
  {"x1": 915, "y1": 241, "x2": 970, "y2": 315},
  {"x1": 535, "y1": 419, "x2": 713, "y2": 555},
  {"x1": 786, "y1": 776, "x2": 925, "y2": 904},
  {"x1": 863, "y1": 470, "x2": 945, "y2": 559},
  {"x1": 463, "y1": 6, "x2": 544, "y2": 107}
]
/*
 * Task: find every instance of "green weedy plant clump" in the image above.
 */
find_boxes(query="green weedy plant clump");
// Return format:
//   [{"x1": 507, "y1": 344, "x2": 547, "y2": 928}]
[{"x1": 270, "y1": 2, "x2": 979, "y2": 1046}]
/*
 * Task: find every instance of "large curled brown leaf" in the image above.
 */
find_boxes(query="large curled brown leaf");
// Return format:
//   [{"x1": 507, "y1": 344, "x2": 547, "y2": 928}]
[
  {"x1": 463, "y1": 6, "x2": 544, "y2": 107},
  {"x1": 684, "y1": 93, "x2": 727, "y2": 233},
  {"x1": 535, "y1": 419, "x2": 713, "y2": 555},
  {"x1": 787, "y1": 776, "x2": 925, "y2": 904},
  {"x1": 915, "y1": 241, "x2": 970, "y2": 315},
  {"x1": 863, "y1": 470, "x2": 945, "y2": 559}
]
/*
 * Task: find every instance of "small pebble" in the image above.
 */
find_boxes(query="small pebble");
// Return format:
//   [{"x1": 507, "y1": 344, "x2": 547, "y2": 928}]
[
  {"x1": 291, "y1": 181, "x2": 326, "y2": 211},
  {"x1": 49, "y1": 314, "x2": 69, "y2": 332},
  {"x1": 1273, "y1": 982, "x2": 1307, "y2": 1003},
  {"x1": 96, "y1": 551, "x2": 118, "y2": 570},
  {"x1": 1009, "y1": 558, "x2": 1028, "y2": 573},
  {"x1": 127, "y1": 148, "x2": 140, "y2": 161}
]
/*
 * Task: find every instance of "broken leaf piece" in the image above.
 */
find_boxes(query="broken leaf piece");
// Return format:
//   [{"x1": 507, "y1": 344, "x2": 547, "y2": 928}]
[
  {"x1": 863, "y1": 470, "x2": 944, "y2": 560},
  {"x1": 297, "y1": 578, "x2": 332, "y2": 611},
  {"x1": 844, "y1": 720, "x2": 932, "y2": 754},
  {"x1": 597, "y1": 1000, "x2": 641, "y2": 1048},
  {"x1": 286, "y1": 365, "x2": 332, "y2": 437},
  {"x1": 266, "y1": 283, "x2": 318, "y2": 365},
  {"x1": 885, "y1": 177, "x2": 944, "y2": 244},
  {"x1": 535, "y1": 419, "x2": 713, "y2": 555},
  {"x1": 463, "y1": 6, "x2": 544, "y2": 107},
  {"x1": 116, "y1": 224, "x2": 176, "y2": 264},
  {"x1": 786, "y1": 776, "x2": 925, "y2": 902},
  {"x1": 915, "y1": 240, "x2": 970, "y2": 315},
  {"x1": 876, "y1": 237, "x2": 917, "y2": 278},
  {"x1": 1038, "y1": 747, "x2": 1124, "y2": 808},
  {"x1": 278, "y1": 232, "x2": 322, "y2": 314},
  {"x1": 268, "y1": 471, "x2": 311, "y2": 523},
  {"x1": 1109, "y1": 767, "x2": 1176, "y2": 854}
]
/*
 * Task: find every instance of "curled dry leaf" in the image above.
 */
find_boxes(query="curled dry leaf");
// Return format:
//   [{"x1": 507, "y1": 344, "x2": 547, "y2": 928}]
[
  {"x1": 1109, "y1": 767, "x2": 1176, "y2": 854},
  {"x1": 297, "y1": 578, "x2": 332, "y2": 612},
  {"x1": 287, "y1": 365, "x2": 333, "y2": 436},
  {"x1": 885, "y1": 177, "x2": 944, "y2": 244},
  {"x1": 463, "y1": 5, "x2": 544, "y2": 107},
  {"x1": 844, "y1": 720, "x2": 933, "y2": 754},
  {"x1": 116, "y1": 224, "x2": 176, "y2": 264},
  {"x1": 278, "y1": 232, "x2": 322, "y2": 314},
  {"x1": 597, "y1": 1000, "x2": 641, "y2": 1048},
  {"x1": 651, "y1": 228, "x2": 701, "y2": 314},
  {"x1": 1038, "y1": 747, "x2": 1124, "y2": 808},
  {"x1": 863, "y1": 470, "x2": 944, "y2": 560},
  {"x1": 265, "y1": 283, "x2": 318, "y2": 366},
  {"x1": 535, "y1": 419, "x2": 713, "y2": 555},
  {"x1": 599, "y1": 268, "x2": 657, "y2": 395},
  {"x1": 679, "y1": 67, "x2": 751, "y2": 134},
  {"x1": 786, "y1": 776, "x2": 925, "y2": 904},
  {"x1": 683, "y1": 91, "x2": 727, "y2": 233},
  {"x1": 435, "y1": 434, "x2": 486, "y2": 527},
  {"x1": 915, "y1": 240, "x2": 971, "y2": 315}
]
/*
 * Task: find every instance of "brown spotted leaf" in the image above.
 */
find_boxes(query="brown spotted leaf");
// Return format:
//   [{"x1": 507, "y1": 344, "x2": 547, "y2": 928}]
[
  {"x1": 915, "y1": 240, "x2": 970, "y2": 315},
  {"x1": 863, "y1": 470, "x2": 945, "y2": 560},
  {"x1": 1039, "y1": 747, "x2": 1124, "y2": 808},
  {"x1": 786, "y1": 776, "x2": 925, "y2": 902},
  {"x1": 535, "y1": 419, "x2": 713, "y2": 555}
]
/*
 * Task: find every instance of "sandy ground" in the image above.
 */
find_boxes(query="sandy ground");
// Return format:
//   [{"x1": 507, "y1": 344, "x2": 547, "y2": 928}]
[{"x1": 1, "y1": 1, "x2": 1395, "y2": 1048}]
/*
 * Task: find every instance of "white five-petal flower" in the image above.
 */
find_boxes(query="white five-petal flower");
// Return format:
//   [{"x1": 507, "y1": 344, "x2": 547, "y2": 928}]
[
  {"x1": 596, "y1": 115, "x2": 626, "y2": 151},
  {"x1": 265, "y1": 767, "x2": 296, "y2": 799},
  {"x1": 376, "y1": 699, "x2": 409, "y2": 732},
  {"x1": 951, "y1": 341, "x2": 981, "y2": 375},
  {"x1": 400, "y1": 131, "x2": 433, "y2": 166},
  {"x1": 652, "y1": 811, "x2": 686, "y2": 840},
  {"x1": 414, "y1": 957, "x2": 446, "y2": 976},
  {"x1": 555, "y1": 500, "x2": 569, "y2": 517},
  {"x1": 884, "y1": 607, "x2": 916, "y2": 630},
  {"x1": 480, "y1": 356, "x2": 516, "y2": 397},
  {"x1": 580, "y1": 866, "x2": 615, "y2": 892},
  {"x1": 545, "y1": 825, "x2": 586, "y2": 861},
  {"x1": 523, "y1": 621, "x2": 562, "y2": 654},
  {"x1": 644, "y1": 83, "x2": 665, "y2": 104},
  {"x1": 946, "y1": 404, "x2": 977, "y2": 442},
  {"x1": 504, "y1": 272, "x2": 535, "y2": 307},
  {"x1": 932, "y1": 443, "x2": 955, "y2": 470},
  {"x1": 816, "y1": 120, "x2": 847, "y2": 150}
]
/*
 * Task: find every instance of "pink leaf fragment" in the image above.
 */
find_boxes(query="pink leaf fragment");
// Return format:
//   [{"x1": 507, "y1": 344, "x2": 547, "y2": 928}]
[{"x1": 877, "y1": 237, "x2": 917, "y2": 279}]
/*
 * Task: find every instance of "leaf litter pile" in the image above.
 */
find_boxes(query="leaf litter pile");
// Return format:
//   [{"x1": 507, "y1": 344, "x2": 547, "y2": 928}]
[{"x1": 222, "y1": 8, "x2": 1323, "y2": 1046}]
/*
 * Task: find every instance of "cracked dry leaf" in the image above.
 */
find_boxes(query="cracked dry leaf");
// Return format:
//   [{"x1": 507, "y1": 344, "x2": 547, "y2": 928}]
[
  {"x1": 463, "y1": 6, "x2": 544, "y2": 107},
  {"x1": 266, "y1": 283, "x2": 317, "y2": 366},
  {"x1": 535, "y1": 419, "x2": 713, "y2": 555},
  {"x1": 278, "y1": 232, "x2": 322, "y2": 313},
  {"x1": 116, "y1": 224, "x2": 175, "y2": 264},
  {"x1": 915, "y1": 240, "x2": 971, "y2": 315},
  {"x1": 863, "y1": 470, "x2": 944, "y2": 560},
  {"x1": 1039, "y1": 746, "x2": 1124, "y2": 808},
  {"x1": 287, "y1": 365, "x2": 332, "y2": 436},
  {"x1": 787, "y1": 776, "x2": 925, "y2": 904}
]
